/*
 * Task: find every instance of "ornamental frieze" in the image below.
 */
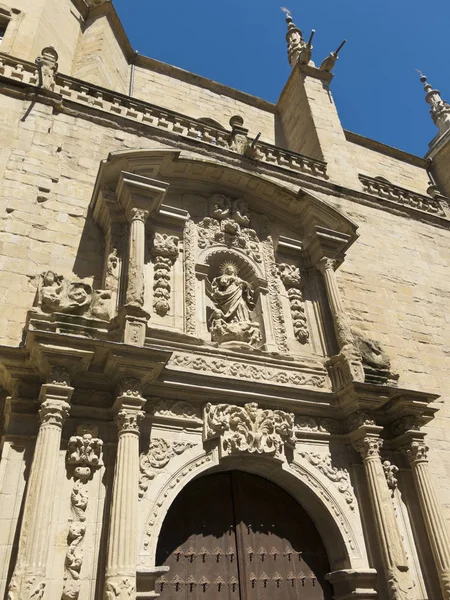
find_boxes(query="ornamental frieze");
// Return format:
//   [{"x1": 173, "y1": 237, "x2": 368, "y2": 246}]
[{"x1": 168, "y1": 352, "x2": 327, "y2": 389}]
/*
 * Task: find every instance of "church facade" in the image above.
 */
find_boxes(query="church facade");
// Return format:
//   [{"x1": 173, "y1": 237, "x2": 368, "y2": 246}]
[{"x1": 0, "y1": 1, "x2": 450, "y2": 599}]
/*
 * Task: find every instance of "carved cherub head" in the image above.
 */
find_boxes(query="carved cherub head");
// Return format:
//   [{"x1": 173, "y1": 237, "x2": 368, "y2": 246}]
[{"x1": 220, "y1": 261, "x2": 239, "y2": 276}]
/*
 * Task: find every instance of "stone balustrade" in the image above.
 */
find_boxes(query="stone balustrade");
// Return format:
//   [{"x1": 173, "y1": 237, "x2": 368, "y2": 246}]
[
  {"x1": 359, "y1": 174, "x2": 448, "y2": 217},
  {"x1": 0, "y1": 52, "x2": 328, "y2": 180}
]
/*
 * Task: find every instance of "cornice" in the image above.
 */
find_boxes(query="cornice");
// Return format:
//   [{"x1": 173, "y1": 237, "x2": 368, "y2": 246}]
[{"x1": 0, "y1": 53, "x2": 449, "y2": 229}]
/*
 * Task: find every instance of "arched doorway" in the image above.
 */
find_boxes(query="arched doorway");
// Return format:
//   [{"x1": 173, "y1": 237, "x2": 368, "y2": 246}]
[{"x1": 156, "y1": 470, "x2": 332, "y2": 599}]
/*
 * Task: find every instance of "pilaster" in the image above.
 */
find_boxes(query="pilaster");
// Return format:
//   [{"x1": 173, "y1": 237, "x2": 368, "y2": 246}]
[
  {"x1": 104, "y1": 378, "x2": 146, "y2": 600},
  {"x1": 350, "y1": 429, "x2": 414, "y2": 599},
  {"x1": 317, "y1": 257, "x2": 364, "y2": 387},
  {"x1": 8, "y1": 368, "x2": 73, "y2": 600},
  {"x1": 402, "y1": 437, "x2": 450, "y2": 599}
]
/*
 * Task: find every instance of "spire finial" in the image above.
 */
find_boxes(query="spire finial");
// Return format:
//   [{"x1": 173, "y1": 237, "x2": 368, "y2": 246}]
[
  {"x1": 415, "y1": 69, "x2": 450, "y2": 136},
  {"x1": 281, "y1": 7, "x2": 305, "y2": 67}
]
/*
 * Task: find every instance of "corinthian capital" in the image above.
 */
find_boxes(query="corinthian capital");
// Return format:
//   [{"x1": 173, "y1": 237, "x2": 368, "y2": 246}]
[
  {"x1": 405, "y1": 440, "x2": 429, "y2": 464},
  {"x1": 316, "y1": 257, "x2": 336, "y2": 274},
  {"x1": 130, "y1": 207, "x2": 149, "y2": 223},
  {"x1": 39, "y1": 398, "x2": 71, "y2": 427},
  {"x1": 115, "y1": 409, "x2": 145, "y2": 434},
  {"x1": 354, "y1": 436, "x2": 383, "y2": 460}
]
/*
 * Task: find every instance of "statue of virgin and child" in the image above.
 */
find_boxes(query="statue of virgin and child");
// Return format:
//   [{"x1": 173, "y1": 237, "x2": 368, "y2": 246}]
[{"x1": 208, "y1": 262, "x2": 261, "y2": 348}]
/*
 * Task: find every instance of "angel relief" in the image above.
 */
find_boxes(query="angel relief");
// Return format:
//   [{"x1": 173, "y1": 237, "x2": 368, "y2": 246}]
[{"x1": 207, "y1": 261, "x2": 262, "y2": 349}]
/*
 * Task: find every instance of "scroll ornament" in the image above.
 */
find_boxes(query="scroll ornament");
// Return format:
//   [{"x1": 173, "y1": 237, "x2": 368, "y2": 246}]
[
  {"x1": 62, "y1": 431, "x2": 104, "y2": 600},
  {"x1": 151, "y1": 233, "x2": 179, "y2": 316},
  {"x1": 278, "y1": 263, "x2": 309, "y2": 344},
  {"x1": 139, "y1": 438, "x2": 196, "y2": 499},
  {"x1": 204, "y1": 402, "x2": 295, "y2": 460},
  {"x1": 197, "y1": 195, "x2": 262, "y2": 263}
]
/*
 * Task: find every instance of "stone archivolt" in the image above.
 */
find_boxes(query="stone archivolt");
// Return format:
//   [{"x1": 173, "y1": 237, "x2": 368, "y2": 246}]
[
  {"x1": 298, "y1": 450, "x2": 355, "y2": 510},
  {"x1": 139, "y1": 438, "x2": 197, "y2": 499},
  {"x1": 204, "y1": 402, "x2": 295, "y2": 460}
]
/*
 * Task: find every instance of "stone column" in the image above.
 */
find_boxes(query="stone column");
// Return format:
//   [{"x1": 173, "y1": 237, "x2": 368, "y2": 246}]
[
  {"x1": 104, "y1": 379, "x2": 146, "y2": 600},
  {"x1": 8, "y1": 372, "x2": 73, "y2": 600},
  {"x1": 125, "y1": 208, "x2": 149, "y2": 308},
  {"x1": 354, "y1": 435, "x2": 414, "y2": 600},
  {"x1": 119, "y1": 208, "x2": 150, "y2": 346},
  {"x1": 405, "y1": 439, "x2": 450, "y2": 599},
  {"x1": 317, "y1": 257, "x2": 364, "y2": 384}
]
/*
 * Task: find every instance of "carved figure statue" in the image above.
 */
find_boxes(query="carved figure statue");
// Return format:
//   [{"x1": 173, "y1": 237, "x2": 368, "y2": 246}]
[
  {"x1": 208, "y1": 262, "x2": 261, "y2": 348},
  {"x1": 40, "y1": 270, "x2": 63, "y2": 312},
  {"x1": 35, "y1": 46, "x2": 58, "y2": 92},
  {"x1": 210, "y1": 262, "x2": 254, "y2": 323}
]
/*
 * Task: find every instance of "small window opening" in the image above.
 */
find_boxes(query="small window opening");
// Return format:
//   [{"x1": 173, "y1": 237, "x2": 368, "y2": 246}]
[{"x1": 0, "y1": 24, "x2": 7, "y2": 45}]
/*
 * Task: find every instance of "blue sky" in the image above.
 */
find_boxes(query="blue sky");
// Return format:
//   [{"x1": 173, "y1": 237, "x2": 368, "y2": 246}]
[{"x1": 113, "y1": 0, "x2": 450, "y2": 157}]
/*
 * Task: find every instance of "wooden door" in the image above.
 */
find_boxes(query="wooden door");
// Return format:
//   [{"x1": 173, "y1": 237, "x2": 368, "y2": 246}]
[{"x1": 156, "y1": 471, "x2": 332, "y2": 599}]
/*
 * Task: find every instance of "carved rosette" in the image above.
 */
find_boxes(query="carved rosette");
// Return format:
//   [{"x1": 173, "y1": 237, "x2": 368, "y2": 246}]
[
  {"x1": 278, "y1": 263, "x2": 309, "y2": 344},
  {"x1": 62, "y1": 429, "x2": 104, "y2": 600},
  {"x1": 151, "y1": 233, "x2": 179, "y2": 316},
  {"x1": 299, "y1": 451, "x2": 355, "y2": 510},
  {"x1": 139, "y1": 438, "x2": 196, "y2": 499},
  {"x1": 204, "y1": 402, "x2": 294, "y2": 461}
]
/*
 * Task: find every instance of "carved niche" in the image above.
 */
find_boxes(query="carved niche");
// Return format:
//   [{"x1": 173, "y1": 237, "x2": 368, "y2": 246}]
[
  {"x1": 207, "y1": 260, "x2": 262, "y2": 349},
  {"x1": 204, "y1": 402, "x2": 295, "y2": 461},
  {"x1": 36, "y1": 271, "x2": 112, "y2": 321}
]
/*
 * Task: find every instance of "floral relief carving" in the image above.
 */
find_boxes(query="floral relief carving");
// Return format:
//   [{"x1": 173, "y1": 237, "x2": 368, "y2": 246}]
[
  {"x1": 151, "y1": 399, "x2": 202, "y2": 423},
  {"x1": 7, "y1": 575, "x2": 45, "y2": 600},
  {"x1": 197, "y1": 196, "x2": 262, "y2": 263},
  {"x1": 37, "y1": 271, "x2": 112, "y2": 321},
  {"x1": 63, "y1": 429, "x2": 103, "y2": 600},
  {"x1": 295, "y1": 416, "x2": 343, "y2": 434},
  {"x1": 204, "y1": 402, "x2": 295, "y2": 460},
  {"x1": 183, "y1": 219, "x2": 197, "y2": 335},
  {"x1": 105, "y1": 577, "x2": 135, "y2": 599},
  {"x1": 151, "y1": 233, "x2": 179, "y2": 316},
  {"x1": 261, "y1": 236, "x2": 289, "y2": 353},
  {"x1": 169, "y1": 352, "x2": 326, "y2": 389},
  {"x1": 299, "y1": 451, "x2": 355, "y2": 510},
  {"x1": 139, "y1": 438, "x2": 197, "y2": 499},
  {"x1": 278, "y1": 263, "x2": 309, "y2": 344}
]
